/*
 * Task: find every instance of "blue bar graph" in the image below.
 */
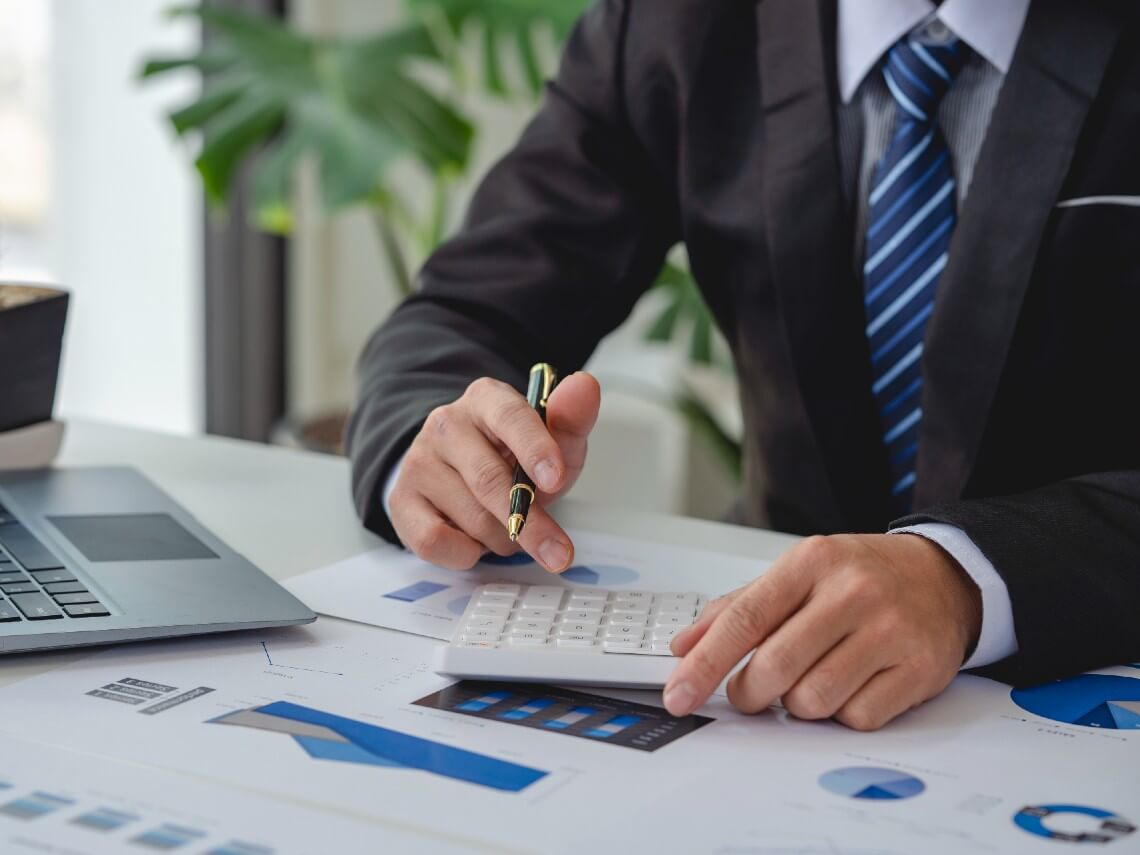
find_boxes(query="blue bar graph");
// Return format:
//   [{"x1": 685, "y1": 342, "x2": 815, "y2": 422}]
[
  {"x1": 132, "y1": 823, "x2": 207, "y2": 850},
  {"x1": 0, "y1": 791, "x2": 76, "y2": 820},
  {"x1": 544, "y1": 706, "x2": 598, "y2": 730},
  {"x1": 500, "y1": 698, "x2": 555, "y2": 720},
  {"x1": 208, "y1": 842, "x2": 275, "y2": 855},
  {"x1": 72, "y1": 806, "x2": 140, "y2": 831},
  {"x1": 457, "y1": 690, "x2": 512, "y2": 712},
  {"x1": 585, "y1": 714, "x2": 641, "y2": 739},
  {"x1": 383, "y1": 581, "x2": 449, "y2": 602}
]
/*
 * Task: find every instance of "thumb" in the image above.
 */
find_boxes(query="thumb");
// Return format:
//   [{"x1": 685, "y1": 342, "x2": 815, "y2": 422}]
[{"x1": 544, "y1": 371, "x2": 600, "y2": 496}]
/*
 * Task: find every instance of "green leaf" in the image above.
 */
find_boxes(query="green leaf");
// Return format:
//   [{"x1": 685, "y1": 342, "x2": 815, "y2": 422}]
[
  {"x1": 168, "y1": 78, "x2": 245, "y2": 134},
  {"x1": 407, "y1": 0, "x2": 590, "y2": 99},
  {"x1": 143, "y1": 7, "x2": 473, "y2": 218},
  {"x1": 689, "y1": 311, "x2": 713, "y2": 365},
  {"x1": 646, "y1": 300, "x2": 683, "y2": 342},
  {"x1": 196, "y1": 95, "x2": 284, "y2": 204},
  {"x1": 482, "y1": 25, "x2": 507, "y2": 96}
]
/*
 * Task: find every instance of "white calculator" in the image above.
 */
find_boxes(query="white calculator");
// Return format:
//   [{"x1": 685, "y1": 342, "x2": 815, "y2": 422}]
[{"x1": 433, "y1": 583, "x2": 709, "y2": 689}]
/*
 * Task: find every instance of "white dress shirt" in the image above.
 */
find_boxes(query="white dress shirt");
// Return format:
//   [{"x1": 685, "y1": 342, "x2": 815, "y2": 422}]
[{"x1": 383, "y1": 0, "x2": 1029, "y2": 670}]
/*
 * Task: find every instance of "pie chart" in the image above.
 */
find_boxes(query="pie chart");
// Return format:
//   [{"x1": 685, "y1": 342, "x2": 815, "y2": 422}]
[
  {"x1": 818, "y1": 766, "x2": 925, "y2": 801},
  {"x1": 1011, "y1": 674, "x2": 1140, "y2": 730}
]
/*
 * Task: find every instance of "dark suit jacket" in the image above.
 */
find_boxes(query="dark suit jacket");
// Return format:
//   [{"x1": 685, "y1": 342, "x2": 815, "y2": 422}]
[{"x1": 348, "y1": 0, "x2": 1140, "y2": 686}]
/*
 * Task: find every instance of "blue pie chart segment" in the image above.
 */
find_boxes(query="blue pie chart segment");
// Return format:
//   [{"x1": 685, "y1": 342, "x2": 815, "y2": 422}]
[
  {"x1": 1011, "y1": 675, "x2": 1140, "y2": 730},
  {"x1": 818, "y1": 767, "x2": 925, "y2": 801},
  {"x1": 561, "y1": 564, "x2": 640, "y2": 586},
  {"x1": 1013, "y1": 804, "x2": 1137, "y2": 843}
]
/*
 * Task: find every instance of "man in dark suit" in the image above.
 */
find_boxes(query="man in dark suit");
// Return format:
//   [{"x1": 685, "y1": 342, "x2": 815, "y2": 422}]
[{"x1": 346, "y1": 0, "x2": 1140, "y2": 729}]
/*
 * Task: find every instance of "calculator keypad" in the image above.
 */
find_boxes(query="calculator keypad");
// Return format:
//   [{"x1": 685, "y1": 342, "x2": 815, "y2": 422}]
[{"x1": 453, "y1": 584, "x2": 707, "y2": 656}]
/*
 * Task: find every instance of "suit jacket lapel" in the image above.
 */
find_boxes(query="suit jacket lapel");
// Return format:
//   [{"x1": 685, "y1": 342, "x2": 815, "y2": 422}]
[
  {"x1": 756, "y1": 0, "x2": 895, "y2": 529},
  {"x1": 916, "y1": 0, "x2": 1123, "y2": 507}
]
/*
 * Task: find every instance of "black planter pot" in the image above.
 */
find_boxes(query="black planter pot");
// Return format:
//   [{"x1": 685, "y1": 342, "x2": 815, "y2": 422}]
[{"x1": 0, "y1": 284, "x2": 69, "y2": 434}]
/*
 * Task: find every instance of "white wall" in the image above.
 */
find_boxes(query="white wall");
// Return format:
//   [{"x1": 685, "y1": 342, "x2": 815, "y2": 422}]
[{"x1": 48, "y1": 0, "x2": 202, "y2": 434}]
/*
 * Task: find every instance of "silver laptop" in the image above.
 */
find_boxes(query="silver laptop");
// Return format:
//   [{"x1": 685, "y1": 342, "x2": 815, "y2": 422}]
[{"x1": 0, "y1": 466, "x2": 315, "y2": 653}]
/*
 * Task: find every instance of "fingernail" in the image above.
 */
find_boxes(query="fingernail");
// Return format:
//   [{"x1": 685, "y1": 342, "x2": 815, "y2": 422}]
[
  {"x1": 535, "y1": 460, "x2": 559, "y2": 492},
  {"x1": 663, "y1": 681, "x2": 697, "y2": 716},
  {"x1": 538, "y1": 538, "x2": 570, "y2": 572}
]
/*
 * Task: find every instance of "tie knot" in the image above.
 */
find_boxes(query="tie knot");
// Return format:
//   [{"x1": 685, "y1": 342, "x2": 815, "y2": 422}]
[{"x1": 882, "y1": 36, "x2": 965, "y2": 122}]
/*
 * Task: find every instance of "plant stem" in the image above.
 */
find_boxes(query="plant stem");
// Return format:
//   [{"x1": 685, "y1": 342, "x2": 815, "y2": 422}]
[{"x1": 370, "y1": 208, "x2": 414, "y2": 297}]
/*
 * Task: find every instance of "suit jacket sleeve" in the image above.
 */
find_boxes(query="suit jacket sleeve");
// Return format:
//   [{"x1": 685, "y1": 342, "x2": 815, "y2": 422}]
[
  {"x1": 346, "y1": 0, "x2": 678, "y2": 543},
  {"x1": 893, "y1": 471, "x2": 1140, "y2": 686}
]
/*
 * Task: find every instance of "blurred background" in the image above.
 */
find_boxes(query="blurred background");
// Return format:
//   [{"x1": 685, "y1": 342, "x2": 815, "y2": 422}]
[{"x1": 0, "y1": 0, "x2": 741, "y2": 520}]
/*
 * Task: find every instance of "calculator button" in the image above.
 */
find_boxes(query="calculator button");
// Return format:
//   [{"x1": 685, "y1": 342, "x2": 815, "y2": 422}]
[
  {"x1": 455, "y1": 641, "x2": 497, "y2": 649},
  {"x1": 459, "y1": 629, "x2": 501, "y2": 643},
  {"x1": 603, "y1": 636, "x2": 644, "y2": 652},
  {"x1": 0, "y1": 602, "x2": 21, "y2": 622},
  {"x1": 481, "y1": 583, "x2": 520, "y2": 595},
  {"x1": 603, "y1": 625, "x2": 644, "y2": 641},
  {"x1": 556, "y1": 624, "x2": 596, "y2": 637},
  {"x1": 567, "y1": 590, "x2": 606, "y2": 603},
  {"x1": 472, "y1": 604, "x2": 511, "y2": 618},
  {"x1": 655, "y1": 602, "x2": 697, "y2": 616},
  {"x1": 507, "y1": 621, "x2": 551, "y2": 635},
  {"x1": 516, "y1": 607, "x2": 555, "y2": 621},
  {"x1": 610, "y1": 602, "x2": 650, "y2": 616},
  {"x1": 521, "y1": 586, "x2": 564, "y2": 607},
  {"x1": 465, "y1": 618, "x2": 506, "y2": 633},
  {"x1": 656, "y1": 597, "x2": 697, "y2": 611},
  {"x1": 562, "y1": 610, "x2": 601, "y2": 624},
  {"x1": 507, "y1": 632, "x2": 549, "y2": 645},
  {"x1": 0, "y1": 583, "x2": 38, "y2": 595},
  {"x1": 651, "y1": 627, "x2": 683, "y2": 642},
  {"x1": 476, "y1": 591, "x2": 516, "y2": 605},
  {"x1": 649, "y1": 641, "x2": 676, "y2": 653},
  {"x1": 559, "y1": 623, "x2": 599, "y2": 636},
  {"x1": 556, "y1": 634, "x2": 596, "y2": 647},
  {"x1": 566, "y1": 598, "x2": 604, "y2": 613},
  {"x1": 608, "y1": 613, "x2": 648, "y2": 626},
  {"x1": 611, "y1": 591, "x2": 652, "y2": 603},
  {"x1": 652, "y1": 614, "x2": 692, "y2": 627}
]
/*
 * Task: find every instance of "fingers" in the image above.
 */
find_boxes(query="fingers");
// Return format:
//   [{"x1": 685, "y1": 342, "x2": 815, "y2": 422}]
[
  {"x1": 834, "y1": 665, "x2": 923, "y2": 731},
  {"x1": 669, "y1": 590, "x2": 742, "y2": 657},
  {"x1": 388, "y1": 491, "x2": 484, "y2": 571},
  {"x1": 663, "y1": 565, "x2": 813, "y2": 717},
  {"x1": 465, "y1": 378, "x2": 566, "y2": 493},
  {"x1": 545, "y1": 372, "x2": 601, "y2": 494},
  {"x1": 418, "y1": 464, "x2": 517, "y2": 557},
  {"x1": 725, "y1": 596, "x2": 853, "y2": 715},
  {"x1": 436, "y1": 424, "x2": 574, "y2": 572}
]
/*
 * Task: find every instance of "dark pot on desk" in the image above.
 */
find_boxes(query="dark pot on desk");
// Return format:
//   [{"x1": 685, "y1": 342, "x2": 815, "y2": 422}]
[{"x1": 0, "y1": 283, "x2": 69, "y2": 468}]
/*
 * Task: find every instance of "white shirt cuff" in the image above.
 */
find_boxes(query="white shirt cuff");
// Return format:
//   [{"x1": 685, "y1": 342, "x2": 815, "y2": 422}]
[
  {"x1": 381, "y1": 453, "x2": 406, "y2": 519},
  {"x1": 890, "y1": 522, "x2": 1019, "y2": 669}
]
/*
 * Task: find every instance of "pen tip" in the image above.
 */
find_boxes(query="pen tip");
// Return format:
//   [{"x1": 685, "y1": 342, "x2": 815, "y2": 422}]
[{"x1": 507, "y1": 514, "x2": 524, "y2": 542}]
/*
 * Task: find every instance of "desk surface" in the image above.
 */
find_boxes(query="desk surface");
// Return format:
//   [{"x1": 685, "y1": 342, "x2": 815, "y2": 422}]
[{"x1": 0, "y1": 420, "x2": 798, "y2": 685}]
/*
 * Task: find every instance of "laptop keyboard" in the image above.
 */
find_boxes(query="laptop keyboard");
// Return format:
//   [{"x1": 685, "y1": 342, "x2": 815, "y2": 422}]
[{"x1": 0, "y1": 505, "x2": 109, "y2": 623}]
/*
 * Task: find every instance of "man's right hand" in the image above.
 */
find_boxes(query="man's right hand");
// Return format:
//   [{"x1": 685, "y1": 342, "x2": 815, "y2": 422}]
[{"x1": 389, "y1": 372, "x2": 601, "y2": 573}]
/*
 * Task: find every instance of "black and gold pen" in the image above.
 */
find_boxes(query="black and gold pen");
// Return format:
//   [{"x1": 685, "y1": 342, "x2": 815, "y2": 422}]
[{"x1": 507, "y1": 363, "x2": 558, "y2": 542}]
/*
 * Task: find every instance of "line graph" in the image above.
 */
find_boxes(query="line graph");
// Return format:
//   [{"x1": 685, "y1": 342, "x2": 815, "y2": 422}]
[{"x1": 260, "y1": 642, "x2": 344, "y2": 677}]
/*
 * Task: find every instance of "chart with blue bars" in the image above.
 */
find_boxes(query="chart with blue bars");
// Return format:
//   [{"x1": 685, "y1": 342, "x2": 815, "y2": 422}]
[
  {"x1": 414, "y1": 681, "x2": 713, "y2": 752},
  {"x1": 211, "y1": 700, "x2": 548, "y2": 793},
  {"x1": 0, "y1": 784, "x2": 274, "y2": 853}
]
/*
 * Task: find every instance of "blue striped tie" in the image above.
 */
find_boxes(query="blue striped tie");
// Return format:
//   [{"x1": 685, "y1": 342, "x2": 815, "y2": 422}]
[{"x1": 863, "y1": 34, "x2": 965, "y2": 510}]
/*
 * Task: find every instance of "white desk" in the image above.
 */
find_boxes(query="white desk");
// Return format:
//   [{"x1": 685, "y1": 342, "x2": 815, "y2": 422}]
[{"x1": 0, "y1": 419, "x2": 798, "y2": 686}]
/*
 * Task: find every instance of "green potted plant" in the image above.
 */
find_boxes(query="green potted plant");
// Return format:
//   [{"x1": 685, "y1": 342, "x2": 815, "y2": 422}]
[{"x1": 143, "y1": 1, "x2": 740, "y2": 477}]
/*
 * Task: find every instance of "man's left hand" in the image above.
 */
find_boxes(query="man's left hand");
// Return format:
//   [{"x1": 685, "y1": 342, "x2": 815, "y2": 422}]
[{"x1": 663, "y1": 533, "x2": 983, "y2": 730}]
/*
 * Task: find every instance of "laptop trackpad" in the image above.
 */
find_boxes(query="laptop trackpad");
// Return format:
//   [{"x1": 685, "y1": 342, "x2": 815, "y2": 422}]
[{"x1": 48, "y1": 514, "x2": 219, "y2": 562}]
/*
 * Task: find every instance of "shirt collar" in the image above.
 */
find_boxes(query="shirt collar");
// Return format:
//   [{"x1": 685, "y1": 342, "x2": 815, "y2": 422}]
[{"x1": 837, "y1": 0, "x2": 1031, "y2": 104}]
